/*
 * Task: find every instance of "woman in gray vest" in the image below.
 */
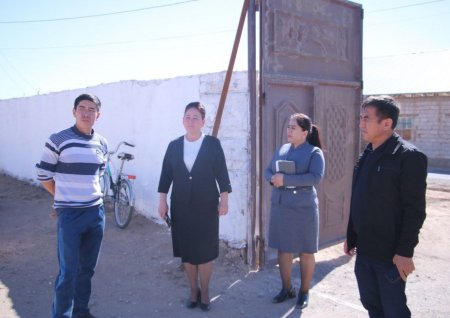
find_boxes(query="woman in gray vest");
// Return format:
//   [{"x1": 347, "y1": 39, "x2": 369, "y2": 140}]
[{"x1": 265, "y1": 113, "x2": 325, "y2": 309}]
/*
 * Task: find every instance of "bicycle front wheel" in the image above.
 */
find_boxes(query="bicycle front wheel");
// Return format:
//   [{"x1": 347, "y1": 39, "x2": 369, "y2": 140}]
[{"x1": 114, "y1": 179, "x2": 134, "y2": 229}]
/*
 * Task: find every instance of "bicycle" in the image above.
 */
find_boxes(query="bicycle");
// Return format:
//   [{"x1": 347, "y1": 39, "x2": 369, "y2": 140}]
[{"x1": 101, "y1": 141, "x2": 136, "y2": 229}]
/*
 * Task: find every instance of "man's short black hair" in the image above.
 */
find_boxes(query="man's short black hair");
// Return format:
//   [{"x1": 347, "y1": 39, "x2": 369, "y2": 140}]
[
  {"x1": 74, "y1": 94, "x2": 101, "y2": 111},
  {"x1": 362, "y1": 95, "x2": 400, "y2": 129}
]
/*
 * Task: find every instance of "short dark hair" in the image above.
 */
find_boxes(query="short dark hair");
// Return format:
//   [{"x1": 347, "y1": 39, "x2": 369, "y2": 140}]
[
  {"x1": 362, "y1": 95, "x2": 400, "y2": 129},
  {"x1": 184, "y1": 102, "x2": 206, "y2": 119},
  {"x1": 74, "y1": 93, "x2": 101, "y2": 111}
]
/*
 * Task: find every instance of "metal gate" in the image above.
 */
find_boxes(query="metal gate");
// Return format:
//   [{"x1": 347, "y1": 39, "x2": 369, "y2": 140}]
[{"x1": 258, "y1": 0, "x2": 363, "y2": 264}]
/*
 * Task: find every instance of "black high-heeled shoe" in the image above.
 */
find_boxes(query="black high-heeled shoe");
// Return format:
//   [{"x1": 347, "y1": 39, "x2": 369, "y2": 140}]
[
  {"x1": 272, "y1": 287, "x2": 296, "y2": 303},
  {"x1": 186, "y1": 290, "x2": 201, "y2": 309},
  {"x1": 296, "y1": 292, "x2": 309, "y2": 309},
  {"x1": 199, "y1": 302, "x2": 210, "y2": 311},
  {"x1": 199, "y1": 290, "x2": 210, "y2": 311}
]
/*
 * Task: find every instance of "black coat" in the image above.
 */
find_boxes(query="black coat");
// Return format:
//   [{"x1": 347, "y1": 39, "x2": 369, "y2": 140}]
[
  {"x1": 158, "y1": 135, "x2": 231, "y2": 264},
  {"x1": 346, "y1": 134, "x2": 427, "y2": 260},
  {"x1": 158, "y1": 135, "x2": 232, "y2": 205}
]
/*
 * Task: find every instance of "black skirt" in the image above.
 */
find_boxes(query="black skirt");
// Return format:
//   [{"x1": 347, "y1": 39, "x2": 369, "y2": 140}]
[{"x1": 170, "y1": 202, "x2": 219, "y2": 264}]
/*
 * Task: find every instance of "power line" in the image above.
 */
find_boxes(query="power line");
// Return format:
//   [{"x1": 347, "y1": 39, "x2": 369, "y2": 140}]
[
  {"x1": 0, "y1": 0, "x2": 200, "y2": 24},
  {"x1": 364, "y1": 48, "x2": 449, "y2": 59},
  {"x1": 0, "y1": 2, "x2": 447, "y2": 64},
  {"x1": 0, "y1": 52, "x2": 37, "y2": 91},
  {"x1": 0, "y1": 29, "x2": 234, "y2": 50},
  {"x1": 367, "y1": 0, "x2": 445, "y2": 13},
  {"x1": 366, "y1": 11, "x2": 450, "y2": 26},
  {"x1": 0, "y1": 62, "x2": 24, "y2": 91}
]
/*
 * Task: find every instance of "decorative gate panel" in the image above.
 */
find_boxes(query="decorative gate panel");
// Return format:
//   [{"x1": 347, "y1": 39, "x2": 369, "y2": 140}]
[{"x1": 259, "y1": 0, "x2": 362, "y2": 262}]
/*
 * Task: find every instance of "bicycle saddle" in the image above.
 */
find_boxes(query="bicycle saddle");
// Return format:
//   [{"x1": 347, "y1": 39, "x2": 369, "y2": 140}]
[{"x1": 117, "y1": 152, "x2": 134, "y2": 161}]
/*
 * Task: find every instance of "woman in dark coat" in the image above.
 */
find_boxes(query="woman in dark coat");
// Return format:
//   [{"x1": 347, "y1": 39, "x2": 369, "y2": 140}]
[
  {"x1": 158, "y1": 102, "x2": 232, "y2": 311},
  {"x1": 264, "y1": 113, "x2": 325, "y2": 309}
]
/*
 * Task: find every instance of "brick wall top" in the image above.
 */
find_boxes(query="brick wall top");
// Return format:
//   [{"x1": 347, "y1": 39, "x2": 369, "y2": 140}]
[{"x1": 364, "y1": 91, "x2": 450, "y2": 98}]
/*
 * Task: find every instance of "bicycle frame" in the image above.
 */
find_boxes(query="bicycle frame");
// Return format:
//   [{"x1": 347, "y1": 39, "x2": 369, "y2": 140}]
[
  {"x1": 102, "y1": 141, "x2": 136, "y2": 203},
  {"x1": 101, "y1": 141, "x2": 136, "y2": 229},
  {"x1": 114, "y1": 156, "x2": 136, "y2": 207}
]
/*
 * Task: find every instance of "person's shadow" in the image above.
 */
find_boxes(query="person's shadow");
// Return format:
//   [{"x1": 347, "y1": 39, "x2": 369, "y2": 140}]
[
  {"x1": 279, "y1": 254, "x2": 353, "y2": 317},
  {"x1": 311, "y1": 254, "x2": 352, "y2": 287},
  {"x1": 263, "y1": 253, "x2": 353, "y2": 317},
  {"x1": 265, "y1": 251, "x2": 352, "y2": 289}
]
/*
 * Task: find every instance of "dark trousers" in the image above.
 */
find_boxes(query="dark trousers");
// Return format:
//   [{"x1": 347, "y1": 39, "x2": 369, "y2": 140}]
[
  {"x1": 355, "y1": 254, "x2": 410, "y2": 318},
  {"x1": 52, "y1": 205, "x2": 105, "y2": 318}
]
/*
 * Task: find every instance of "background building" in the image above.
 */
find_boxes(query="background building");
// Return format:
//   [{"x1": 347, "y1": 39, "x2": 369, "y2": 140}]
[{"x1": 368, "y1": 92, "x2": 450, "y2": 171}]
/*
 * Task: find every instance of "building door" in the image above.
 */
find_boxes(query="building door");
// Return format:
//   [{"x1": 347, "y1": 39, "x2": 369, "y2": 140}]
[{"x1": 259, "y1": 0, "x2": 363, "y2": 263}]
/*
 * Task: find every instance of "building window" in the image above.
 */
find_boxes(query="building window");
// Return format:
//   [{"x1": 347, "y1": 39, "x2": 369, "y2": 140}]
[{"x1": 396, "y1": 117, "x2": 413, "y2": 140}]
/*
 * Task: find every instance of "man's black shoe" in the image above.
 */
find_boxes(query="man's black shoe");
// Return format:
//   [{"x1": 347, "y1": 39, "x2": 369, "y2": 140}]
[{"x1": 72, "y1": 311, "x2": 97, "y2": 318}]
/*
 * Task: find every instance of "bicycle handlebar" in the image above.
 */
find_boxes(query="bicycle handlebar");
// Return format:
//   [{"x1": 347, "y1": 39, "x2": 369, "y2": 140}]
[{"x1": 109, "y1": 141, "x2": 135, "y2": 155}]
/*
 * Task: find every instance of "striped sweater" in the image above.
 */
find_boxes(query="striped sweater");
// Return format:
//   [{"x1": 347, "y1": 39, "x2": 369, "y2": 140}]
[{"x1": 36, "y1": 125, "x2": 108, "y2": 209}]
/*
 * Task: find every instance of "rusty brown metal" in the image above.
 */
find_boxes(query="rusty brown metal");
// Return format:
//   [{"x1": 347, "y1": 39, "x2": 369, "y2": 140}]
[
  {"x1": 212, "y1": 0, "x2": 250, "y2": 137},
  {"x1": 247, "y1": 0, "x2": 258, "y2": 268}
]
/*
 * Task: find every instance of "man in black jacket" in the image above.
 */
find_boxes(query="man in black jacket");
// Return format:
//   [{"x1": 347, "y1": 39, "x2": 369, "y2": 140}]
[{"x1": 344, "y1": 95, "x2": 427, "y2": 317}]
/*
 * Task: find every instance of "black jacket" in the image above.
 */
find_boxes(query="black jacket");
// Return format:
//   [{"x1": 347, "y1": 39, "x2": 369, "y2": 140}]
[
  {"x1": 346, "y1": 134, "x2": 427, "y2": 260},
  {"x1": 158, "y1": 135, "x2": 232, "y2": 206}
]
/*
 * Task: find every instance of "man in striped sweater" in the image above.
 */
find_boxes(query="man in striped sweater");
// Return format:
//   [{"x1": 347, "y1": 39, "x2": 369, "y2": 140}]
[{"x1": 36, "y1": 93, "x2": 108, "y2": 318}]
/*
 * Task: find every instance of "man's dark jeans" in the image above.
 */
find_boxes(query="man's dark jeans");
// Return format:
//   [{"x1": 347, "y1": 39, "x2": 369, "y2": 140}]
[
  {"x1": 355, "y1": 254, "x2": 411, "y2": 318},
  {"x1": 52, "y1": 205, "x2": 105, "y2": 318}
]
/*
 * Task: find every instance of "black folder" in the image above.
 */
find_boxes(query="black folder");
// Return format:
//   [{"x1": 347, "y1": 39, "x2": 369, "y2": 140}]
[{"x1": 275, "y1": 160, "x2": 296, "y2": 174}]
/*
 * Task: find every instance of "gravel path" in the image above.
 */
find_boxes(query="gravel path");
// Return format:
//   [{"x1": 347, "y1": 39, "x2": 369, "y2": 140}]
[{"x1": 1, "y1": 173, "x2": 449, "y2": 318}]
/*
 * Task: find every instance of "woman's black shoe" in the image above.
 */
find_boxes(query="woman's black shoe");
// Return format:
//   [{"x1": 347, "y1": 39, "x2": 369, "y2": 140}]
[
  {"x1": 186, "y1": 290, "x2": 201, "y2": 309},
  {"x1": 296, "y1": 292, "x2": 309, "y2": 309},
  {"x1": 272, "y1": 287, "x2": 296, "y2": 303},
  {"x1": 186, "y1": 299, "x2": 198, "y2": 309},
  {"x1": 199, "y1": 302, "x2": 210, "y2": 311}
]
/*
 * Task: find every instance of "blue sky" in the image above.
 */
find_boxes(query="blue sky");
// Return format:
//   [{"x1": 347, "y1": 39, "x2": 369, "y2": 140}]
[{"x1": 0, "y1": 0, "x2": 449, "y2": 99}]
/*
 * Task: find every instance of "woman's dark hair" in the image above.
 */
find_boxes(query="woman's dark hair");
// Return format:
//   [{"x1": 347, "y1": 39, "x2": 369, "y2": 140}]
[
  {"x1": 362, "y1": 95, "x2": 400, "y2": 129},
  {"x1": 184, "y1": 102, "x2": 206, "y2": 119},
  {"x1": 290, "y1": 113, "x2": 322, "y2": 149},
  {"x1": 73, "y1": 93, "x2": 101, "y2": 111}
]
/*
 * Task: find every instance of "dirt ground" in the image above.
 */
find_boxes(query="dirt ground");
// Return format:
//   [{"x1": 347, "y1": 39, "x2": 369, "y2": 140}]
[{"x1": 1, "y1": 173, "x2": 449, "y2": 318}]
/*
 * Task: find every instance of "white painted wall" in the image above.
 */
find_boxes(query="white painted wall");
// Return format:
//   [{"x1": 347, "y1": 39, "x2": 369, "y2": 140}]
[{"x1": 0, "y1": 71, "x2": 250, "y2": 248}]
